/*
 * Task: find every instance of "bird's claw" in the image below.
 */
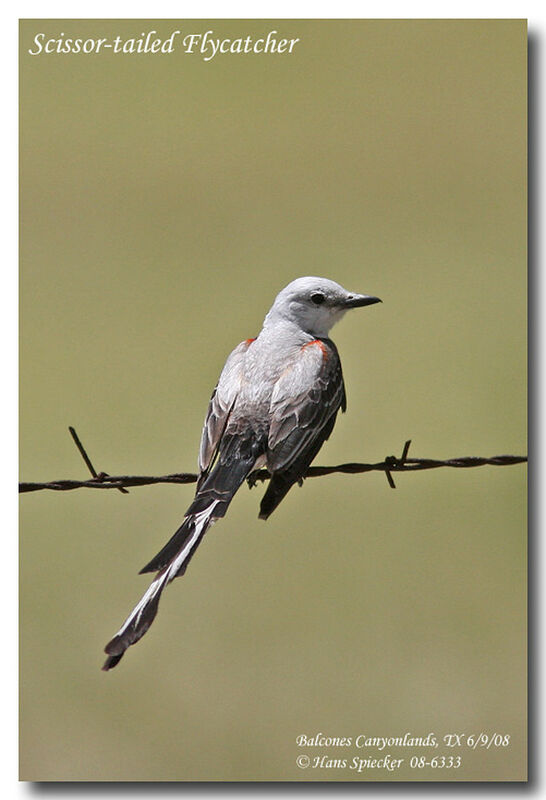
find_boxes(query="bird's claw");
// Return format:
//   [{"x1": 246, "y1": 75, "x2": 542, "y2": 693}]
[{"x1": 247, "y1": 471, "x2": 260, "y2": 489}]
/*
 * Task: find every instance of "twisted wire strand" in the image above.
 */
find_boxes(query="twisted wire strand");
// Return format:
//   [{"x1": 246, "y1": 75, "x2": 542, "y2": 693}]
[{"x1": 19, "y1": 430, "x2": 527, "y2": 494}]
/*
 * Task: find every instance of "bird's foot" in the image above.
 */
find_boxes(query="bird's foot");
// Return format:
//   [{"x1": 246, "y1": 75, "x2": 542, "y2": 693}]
[{"x1": 247, "y1": 471, "x2": 260, "y2": 489}]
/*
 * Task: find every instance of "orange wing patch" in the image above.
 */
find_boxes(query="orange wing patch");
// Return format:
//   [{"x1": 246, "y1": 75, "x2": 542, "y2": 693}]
[{"x1": 301, "y1": 339, "x2": 329, "y2": 359}]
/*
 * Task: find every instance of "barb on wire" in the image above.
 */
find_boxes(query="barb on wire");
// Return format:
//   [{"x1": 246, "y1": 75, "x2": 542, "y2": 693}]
[
  {"x1": 68, "y1": 425, "x2": 129, "y2": 494},
  {"x1": 18, "y1": 429, "x2": 528, "y2": 495}
]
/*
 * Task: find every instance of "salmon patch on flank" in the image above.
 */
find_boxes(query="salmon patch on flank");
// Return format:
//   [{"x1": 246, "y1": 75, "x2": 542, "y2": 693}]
[{"x1": 302, "y1": 339, "x2": 329, "y2": 359}]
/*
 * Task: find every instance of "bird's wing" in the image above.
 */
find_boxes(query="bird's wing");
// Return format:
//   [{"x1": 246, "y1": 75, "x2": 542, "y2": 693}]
[
  {"x1": 198, "y1": 338, "x2": 254, "y2": 478},
  {"x1": 266, "y1": 338, "x2": 346, "y2": 475}
]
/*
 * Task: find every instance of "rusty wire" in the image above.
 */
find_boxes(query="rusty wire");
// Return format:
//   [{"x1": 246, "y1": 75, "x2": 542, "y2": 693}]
[{"x1": 18, "y1": 428, "x2": 527, "y2": 494}]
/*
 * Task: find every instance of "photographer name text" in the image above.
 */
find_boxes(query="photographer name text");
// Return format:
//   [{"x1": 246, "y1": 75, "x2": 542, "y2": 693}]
[{"x1": 294, "y1": 731, "x2": 512, "y2": 774}]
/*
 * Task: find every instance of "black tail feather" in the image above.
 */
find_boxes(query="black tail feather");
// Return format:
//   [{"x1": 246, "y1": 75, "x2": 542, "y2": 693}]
[
  {"x1": 259, "y1": 473, "x2": 295, "y2": 520},
  {"x1": 140, "y1": 452, "x2": 256, "y2": 574},
  {"x1": 102, "y1": 580, "x2": 163, "y2": 671},
  {"x1": 102, "y1": 431, "x2": 264, "y2": 671},
  {"x1": 139, "y1": 519, "x2": 196, "y2": 575},
  {"x1": 102, "y1": 652, "x2": 124, "y2": 670}
]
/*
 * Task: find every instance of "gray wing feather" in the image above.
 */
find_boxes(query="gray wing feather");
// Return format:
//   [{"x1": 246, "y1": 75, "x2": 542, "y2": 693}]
[
  {"x1": 198, "y1": 339, "x2": 251, "y2": 476},
  {"x1": 267, "y1": 339, "x2": 346, "y2": 473}
]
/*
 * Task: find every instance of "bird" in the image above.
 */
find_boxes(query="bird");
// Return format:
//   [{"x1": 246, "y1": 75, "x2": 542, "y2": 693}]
[{"x1": 102, "y1": 277, "x2": 381, "y2": 670}]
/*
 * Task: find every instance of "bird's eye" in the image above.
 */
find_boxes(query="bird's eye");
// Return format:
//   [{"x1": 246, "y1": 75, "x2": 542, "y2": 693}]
[{"x1": 311, "y1": 293, "x2": 326, "y2": 305}]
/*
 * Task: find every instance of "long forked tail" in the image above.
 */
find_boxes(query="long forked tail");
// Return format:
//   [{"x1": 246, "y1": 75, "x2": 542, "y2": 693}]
[
  {"x1": 102, "y1": 509, "x2": 212, "y2": 670},
  {"x1": 102, "y1": 445, "x2": 257, "y2": 671}
]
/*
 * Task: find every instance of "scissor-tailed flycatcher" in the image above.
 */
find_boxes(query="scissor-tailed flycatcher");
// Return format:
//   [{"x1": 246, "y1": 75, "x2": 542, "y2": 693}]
[{"x1": 103, "y1": 277, "x2": 381, "y2": 670}]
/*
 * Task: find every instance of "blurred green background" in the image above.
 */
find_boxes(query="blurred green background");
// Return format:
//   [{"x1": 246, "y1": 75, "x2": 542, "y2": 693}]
[{"x1": 20, "y1": 19, "x2": 526, "y2": 781}]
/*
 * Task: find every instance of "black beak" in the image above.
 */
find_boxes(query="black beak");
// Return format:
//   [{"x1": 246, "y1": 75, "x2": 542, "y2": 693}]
[{"x1": 344, "y1": 294, "x2": 382, "y2": 308}]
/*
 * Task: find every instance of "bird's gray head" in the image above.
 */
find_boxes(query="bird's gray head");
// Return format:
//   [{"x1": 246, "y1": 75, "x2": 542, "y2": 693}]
[{"x1": 264, "y1": 277, "x2": 381, "y2": 338}]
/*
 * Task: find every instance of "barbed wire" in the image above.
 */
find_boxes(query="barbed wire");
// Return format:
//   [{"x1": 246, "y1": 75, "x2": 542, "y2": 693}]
[{"x1": 18, "y1": 427, "x2": 528, "y2": 495}]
